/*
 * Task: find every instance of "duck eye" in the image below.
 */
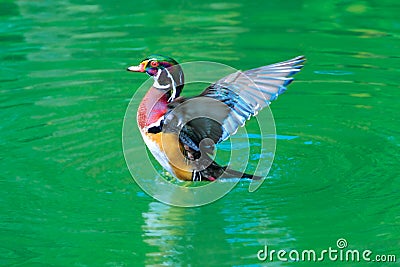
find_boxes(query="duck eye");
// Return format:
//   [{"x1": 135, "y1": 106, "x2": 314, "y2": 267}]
[{"x1": 150, "y1": 61, "x2": 159, "y2": 67}]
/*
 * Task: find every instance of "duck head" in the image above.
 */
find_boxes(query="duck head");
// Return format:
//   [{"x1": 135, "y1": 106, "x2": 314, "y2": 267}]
[{"x1": 127, "y1": 54, "x2": 184, "y2": 102}]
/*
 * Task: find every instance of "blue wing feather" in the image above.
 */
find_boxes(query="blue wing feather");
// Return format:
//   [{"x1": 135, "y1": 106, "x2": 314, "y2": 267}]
[
  {"x1": 164, "y1": 56, "x2": 305, "y2": 156},
  {"x1": 202, "y1": 55, "x2": 305, "y2": 142}
]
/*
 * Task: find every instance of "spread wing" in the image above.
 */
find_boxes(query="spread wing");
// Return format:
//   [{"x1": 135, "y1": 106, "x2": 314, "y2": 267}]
[{"x1": 163, "y1": 56, "x2": 305, "y2": 159}]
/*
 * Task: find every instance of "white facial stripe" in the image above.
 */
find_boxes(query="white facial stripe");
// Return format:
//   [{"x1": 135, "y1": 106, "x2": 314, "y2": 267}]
[
  {"x1": 164, "y1": 68, "x2": 177, "y2": 102},
  {"x1": 179, "y1": 72, "x2": 183, "y2": 85}
]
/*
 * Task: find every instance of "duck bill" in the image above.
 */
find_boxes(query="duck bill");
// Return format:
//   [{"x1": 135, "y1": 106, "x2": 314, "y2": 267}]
[{"x1": 127, "y1": 64, "x2": 145, "y2": 72}]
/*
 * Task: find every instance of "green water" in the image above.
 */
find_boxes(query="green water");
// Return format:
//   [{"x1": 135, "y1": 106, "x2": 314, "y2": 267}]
[{"x1": 1, "y1": 0, "x2": 399, "y2": 266}]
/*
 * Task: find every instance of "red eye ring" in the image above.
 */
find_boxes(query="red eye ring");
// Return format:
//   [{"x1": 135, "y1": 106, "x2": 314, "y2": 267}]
[{"x1": 150, "y1": 61, "x2": 159, "y2": 67}]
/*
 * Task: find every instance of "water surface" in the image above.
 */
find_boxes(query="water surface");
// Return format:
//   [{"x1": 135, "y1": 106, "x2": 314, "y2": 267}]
[{"x1": 1, "y1": 0, "x2": 399, "y2": 266}]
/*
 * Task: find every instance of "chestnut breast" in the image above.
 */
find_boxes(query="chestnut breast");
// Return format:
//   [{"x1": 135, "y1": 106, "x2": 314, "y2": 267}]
[{"x1": 137, "y1": 87, "x2": 169, "y2": 128}]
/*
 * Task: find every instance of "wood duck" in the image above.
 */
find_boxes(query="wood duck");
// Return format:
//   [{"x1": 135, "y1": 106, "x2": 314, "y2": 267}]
[{"x1": 127, "y1": 55, "x2": 305, "y2": 181}]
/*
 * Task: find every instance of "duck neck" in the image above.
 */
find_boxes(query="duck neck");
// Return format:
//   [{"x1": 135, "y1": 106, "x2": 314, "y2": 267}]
[{"x1": 153, "y1": 66, "x2": 184, "y2": 102}]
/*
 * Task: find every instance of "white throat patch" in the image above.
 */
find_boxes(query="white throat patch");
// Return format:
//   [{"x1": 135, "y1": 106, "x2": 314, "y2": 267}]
[{"x1": 153, "y1": 68, "x2": 178, "y2": 102}]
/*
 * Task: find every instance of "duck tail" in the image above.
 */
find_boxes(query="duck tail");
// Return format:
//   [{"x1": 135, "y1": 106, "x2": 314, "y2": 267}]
[
  {"x1": 223, "y1": 167, "x2": 262, "y2": 180},
  {"x1": 200, "y1": 161, "x2": 262, "y2": 181}
]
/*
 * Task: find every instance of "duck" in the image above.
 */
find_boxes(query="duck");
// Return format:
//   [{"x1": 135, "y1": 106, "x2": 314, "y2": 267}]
[{"x1": 127, "y1": 55, "x2": 305, "y2": 181}]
